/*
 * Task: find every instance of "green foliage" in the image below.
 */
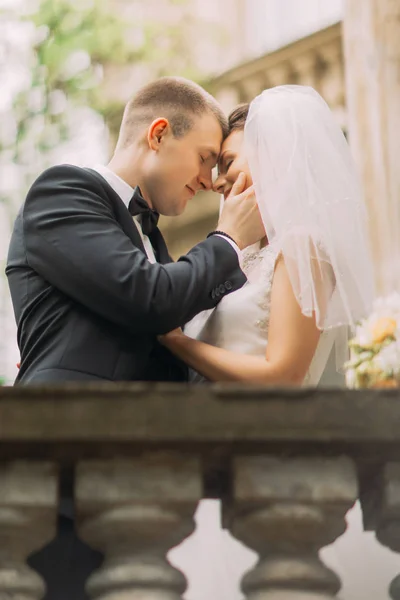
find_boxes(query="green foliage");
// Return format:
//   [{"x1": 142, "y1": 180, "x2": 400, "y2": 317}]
[
  {"x1": 139, "y1": 17, "x2": 202, "y2": 82},
  {"x1": 28, "y1": 0, "x2": 141, "y2": 107},
  {"x1": 1, "y1": 0, "x2": 211, "y2": 189},
  {"x1": 2, "y1": 0, "x2": 136, "y2": 172},
  {"x1": 33, "y1": 0, "x2": 133, "y2": 65}
]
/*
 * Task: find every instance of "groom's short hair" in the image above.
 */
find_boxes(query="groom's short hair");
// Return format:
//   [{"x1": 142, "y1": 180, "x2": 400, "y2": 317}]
[{"x1": 117, "y1": 77, "x2": 228, "y2": 149}]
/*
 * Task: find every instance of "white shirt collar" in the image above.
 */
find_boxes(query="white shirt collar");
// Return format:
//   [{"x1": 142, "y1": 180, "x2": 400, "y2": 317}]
[{"x1": 92, "y1": 164, "x2": 133, "y2": 209}]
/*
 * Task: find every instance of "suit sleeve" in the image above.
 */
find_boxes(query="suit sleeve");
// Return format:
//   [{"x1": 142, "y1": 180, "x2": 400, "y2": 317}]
[{"x1": 23, "y1": 165, "x2": 246, "y2": 334}]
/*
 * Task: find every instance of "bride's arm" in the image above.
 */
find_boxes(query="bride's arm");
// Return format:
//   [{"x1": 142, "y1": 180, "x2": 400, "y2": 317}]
[{"x1": 159, "y1": 255, "x2": 322, "y2": 384}]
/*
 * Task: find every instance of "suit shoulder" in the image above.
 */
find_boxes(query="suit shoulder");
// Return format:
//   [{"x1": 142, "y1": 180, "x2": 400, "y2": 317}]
[
  {"x1": 29, "y1": 164, "x2": 95, "y2": 189},
  {"x1": 26, "y1": 165, "x2": 112, "y2": 205},
  {"x1": 23, "y1": 165, "x2": 114, "y2": 219}
]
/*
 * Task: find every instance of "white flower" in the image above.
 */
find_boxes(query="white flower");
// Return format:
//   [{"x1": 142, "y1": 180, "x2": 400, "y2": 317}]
[
  {"x1": 345, "y1": 368, "x2": 357, "y2": 388},
  {"x1": 374, "y1": 341, "x2": 400, "y2": 375},
  {"x1": 371, "y1": 295, "x2": 400, "y2": 327},
  {"x1": 346, "y1": 293, "x2": 400, "y2": 387},
  {"x1": 352, "y1": 320, "x2": 374, "y2": 347}
]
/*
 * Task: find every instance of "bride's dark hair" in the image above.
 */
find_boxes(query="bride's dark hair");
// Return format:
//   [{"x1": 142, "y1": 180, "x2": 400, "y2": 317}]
[{"x1": 228, "y1": 103, "x2": 249, "y2": 132}]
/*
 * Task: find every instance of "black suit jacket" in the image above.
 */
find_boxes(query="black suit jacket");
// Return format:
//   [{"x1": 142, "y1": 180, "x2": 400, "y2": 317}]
[{"x1": 6, "y1": 165, "x2": 246, "y2": 383}]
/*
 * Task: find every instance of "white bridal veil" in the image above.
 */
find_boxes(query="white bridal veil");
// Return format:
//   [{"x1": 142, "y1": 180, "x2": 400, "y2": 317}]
[{"x1": 244, "y1": 85, "x2": 375, "y2": 369}]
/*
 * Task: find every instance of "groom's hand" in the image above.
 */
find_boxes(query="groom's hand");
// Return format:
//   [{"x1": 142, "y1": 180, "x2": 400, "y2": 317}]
[
  {"x1": 157, "y1": 327, "x2": 184, "y2": 347},
  {"x1": 217, "y1": 172, "x2": 265, "y2": 250}
]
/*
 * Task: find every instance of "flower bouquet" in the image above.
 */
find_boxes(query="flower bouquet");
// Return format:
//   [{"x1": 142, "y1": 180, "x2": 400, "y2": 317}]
[{"x1": 345, "y1": 293, "x2": 400, "y2": 389}]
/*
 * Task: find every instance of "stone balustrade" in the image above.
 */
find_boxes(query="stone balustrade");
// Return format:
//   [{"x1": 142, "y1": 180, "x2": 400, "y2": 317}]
[
  {"x1": 210, "y1": 22, "x2": 346, "y2": 129},
  {"x1": 1, "y1": 383, "x2": 400, "y2": 598}
]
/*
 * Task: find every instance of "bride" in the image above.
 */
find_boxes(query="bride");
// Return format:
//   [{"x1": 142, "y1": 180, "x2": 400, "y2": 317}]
[
  {"x1": 161, "y1": 87, "x2": 400, "y2": 599},
  {"x1": 160, "y1": 85, "x2": 373, "y2": 385}
]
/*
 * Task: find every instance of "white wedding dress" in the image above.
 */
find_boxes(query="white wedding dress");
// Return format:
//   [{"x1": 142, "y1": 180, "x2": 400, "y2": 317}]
[
  {"x1": 185, "y1": 241, "x2": 337, "y2": 386},
  {"x1": 168, "y1": 242, "x2": 400, "y2": 600}
]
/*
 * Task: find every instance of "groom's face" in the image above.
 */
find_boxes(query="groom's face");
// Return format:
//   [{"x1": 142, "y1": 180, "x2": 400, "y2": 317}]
[{"x1": 144, "y1": 112, "x2": 223, "y2": 216}]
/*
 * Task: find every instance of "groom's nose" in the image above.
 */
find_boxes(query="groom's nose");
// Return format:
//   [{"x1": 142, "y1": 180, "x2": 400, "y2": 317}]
[{"x1": 198, "y1": 171, "x2": 213, "y2": 191}]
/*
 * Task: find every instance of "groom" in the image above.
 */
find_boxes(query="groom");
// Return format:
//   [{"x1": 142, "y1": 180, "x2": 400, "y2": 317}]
[
  {"x1": 5, "y1": 76, "x2": 264, "y2": 599},
  {"x1": 6, "y1": 76, "x2": 263, "y2": 385}
]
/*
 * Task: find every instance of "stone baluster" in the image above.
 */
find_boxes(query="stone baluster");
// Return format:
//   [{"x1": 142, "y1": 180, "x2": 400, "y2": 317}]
[
  {"x1": 266, "y1": 64, "x2": 296, "y2": 88},
  {"x1": 0, "y1": 461, "x2": 58, "y2": 600},
  {"x1": 241, "y1": 74, "x2": 270, "y2": 103},
  {"x1": 75, "y1": 454, "x2": 202, "y2": 600},
  {"x1": 318, "y1": 42, "x2": 345, "y2": 124},
  {"x1": 229, "y1": 456, "x2": 358, "y2": 600},
  {"x1": 376, "y1": 462, "x2": 400, "y2": 600},
  {"x1": 290, "y1": 52, "x2": 320, "y2": 89}
]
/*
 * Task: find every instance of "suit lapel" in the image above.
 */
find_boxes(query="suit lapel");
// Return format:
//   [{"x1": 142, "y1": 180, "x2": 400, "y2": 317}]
[
  {"x1": 85, "y1": 168, "x2": 172, "y2": 265},
  {"x1": 84, "y1": 168, "x2": 147, "y2": 256}
]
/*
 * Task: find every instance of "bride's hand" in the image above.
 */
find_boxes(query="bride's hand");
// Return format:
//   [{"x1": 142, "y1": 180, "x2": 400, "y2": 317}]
[{"x1": 157, "y1": 327, "x2": 184, "y2": 346}]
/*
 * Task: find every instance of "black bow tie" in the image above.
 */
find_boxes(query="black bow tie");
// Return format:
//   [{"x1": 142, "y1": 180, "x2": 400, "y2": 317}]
[{"x1": 128, "y1": 186, "x2": 159, "y2": 236}]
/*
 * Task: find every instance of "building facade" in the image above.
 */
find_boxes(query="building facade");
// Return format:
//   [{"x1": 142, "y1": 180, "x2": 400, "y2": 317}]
[
  {"x1": 102, "y1": 0, "x2": 345, "y2": 257},
  {"x1": 160, "y1": 18, "x2": 345, "y2": 257}
]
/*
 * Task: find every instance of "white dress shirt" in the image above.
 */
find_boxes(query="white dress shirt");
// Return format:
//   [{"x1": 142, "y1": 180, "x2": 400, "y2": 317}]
[
  {"x1": 92, "y1": 164, "x2": 240, "y2": 262},
  {"x1": 92, "y1": 164, "x2": 157, "y2": 263}
]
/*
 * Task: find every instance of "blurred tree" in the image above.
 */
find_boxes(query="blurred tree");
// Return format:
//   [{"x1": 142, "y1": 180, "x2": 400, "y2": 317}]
[
  {"x1": 0, "y1": 0, "x2": 136, "y2": 215},
  {"x1": 1, "y1": 0, "x2": 151, "y2": 199},
  {"x1": 0, "y1": 0, "x2": 219, "y2": 381},
  {"x1": 0, "y1": 0, "x2": 213, "y2": 213}
]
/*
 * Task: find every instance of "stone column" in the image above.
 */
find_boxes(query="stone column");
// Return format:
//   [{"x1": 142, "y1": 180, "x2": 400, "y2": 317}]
[
  {"x1": 343, "y1": 0, "x2": 400, "y2": 294},
  {"x1": 230, "y1": 456, "x2": 358, "y2": 599},
  {"x1": 266, "y1": 64, "x2": 296, "y2": 89},
  {"x1": 0, "y1": 461, "x2": 58, "y2": 600},
  {"x1": 318, "y1": 41, "x2": 346, "y2": 130},
  {"x1": 376, "y1": 462, "x2": 400, "y2": 600},
  {"x1": 241, "y1": 75, "x2": 270, "y2": 103},
  {"x1": 75, "y1": 454, "x2": 202, "y2": 600},
  {"x1": 291, "y1": 53, "x2": 320, "y2": 89}
]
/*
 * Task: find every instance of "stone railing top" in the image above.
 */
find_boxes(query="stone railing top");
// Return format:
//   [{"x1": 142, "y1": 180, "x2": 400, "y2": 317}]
[
  {"x1": 0, "y1": 384, "x2": 399, "y2": 460},
  {"x1": 209, "y1": 22, "x2": 341, "y2": 88}
]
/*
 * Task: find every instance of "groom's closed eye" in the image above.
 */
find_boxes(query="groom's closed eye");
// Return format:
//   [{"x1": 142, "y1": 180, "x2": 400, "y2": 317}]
[
  {"x1": 200, "y1": 148, "x2": 219, "y2": 167},
  {"x1": 201, "y1": 154, "x2": 218, "y2": 169}
]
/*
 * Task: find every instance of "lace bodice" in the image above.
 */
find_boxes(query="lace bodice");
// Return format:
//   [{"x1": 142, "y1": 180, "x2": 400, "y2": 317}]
[
  {"x1": 184, "y1": 242, "x2": 334, "y2": 386},
  {"x1": 184, "y1": 243, "x2": 277, "y2": 357}
]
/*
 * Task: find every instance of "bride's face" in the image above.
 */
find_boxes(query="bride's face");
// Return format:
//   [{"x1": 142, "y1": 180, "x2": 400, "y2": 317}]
[{"x1": 214, "y1": 130, "x2": 253, "y2": 199}]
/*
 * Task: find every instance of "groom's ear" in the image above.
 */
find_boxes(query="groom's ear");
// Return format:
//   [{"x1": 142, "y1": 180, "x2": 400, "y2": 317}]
[{"x1": 147, "y1": 118, "x2": 170, "y2": 150}]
